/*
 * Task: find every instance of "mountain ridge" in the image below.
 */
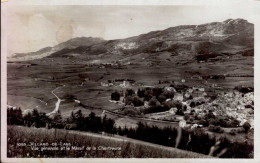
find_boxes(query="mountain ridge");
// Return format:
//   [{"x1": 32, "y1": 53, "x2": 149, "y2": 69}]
[{"x1": 8, "y1": 18, "x2": 253, "y2": 62}]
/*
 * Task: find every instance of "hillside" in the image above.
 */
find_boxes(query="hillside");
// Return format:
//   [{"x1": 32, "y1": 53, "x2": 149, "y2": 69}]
[
  {"x1": 7, "y1": 125, "x2": 211, "y2": 158},
  {"x1": 9, "y1": 37, "x2": 105, "y2": 61}
]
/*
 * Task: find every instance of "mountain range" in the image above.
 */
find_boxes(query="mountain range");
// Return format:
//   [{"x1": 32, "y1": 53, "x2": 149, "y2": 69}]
[{"x1": 9, "y1": 18, "x2": 254, "y2": 62}]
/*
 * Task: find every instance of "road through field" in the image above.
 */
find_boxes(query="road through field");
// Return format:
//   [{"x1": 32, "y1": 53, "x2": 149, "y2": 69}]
[
  {"x1": 103, "y1": 109, "x2": 179, "y2": 125},
  {"x1": 47, "y1": 85, "x2": 65, "y2": 116}
]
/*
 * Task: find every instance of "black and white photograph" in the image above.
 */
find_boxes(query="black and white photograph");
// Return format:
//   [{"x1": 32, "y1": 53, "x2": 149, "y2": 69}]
[{"x1": 1, "y1": 0, "x2": 260, "y2": 162}]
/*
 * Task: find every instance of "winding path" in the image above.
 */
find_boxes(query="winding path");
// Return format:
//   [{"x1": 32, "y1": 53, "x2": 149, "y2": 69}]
[{"x1": 47, "y1": 85, "x2": 65, "y2": 116}]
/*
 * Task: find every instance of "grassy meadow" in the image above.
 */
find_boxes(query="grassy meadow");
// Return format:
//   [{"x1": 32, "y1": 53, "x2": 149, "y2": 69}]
[{"x1": 7, "y1": 125, "x2": 210, "y2": 158}]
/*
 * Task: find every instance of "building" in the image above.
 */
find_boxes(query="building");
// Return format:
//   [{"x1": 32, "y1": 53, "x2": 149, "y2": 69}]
[
  {"x1": 120, "y1": 81, "x2": 131, "y2": 87},
  {"x1": 169, "y1": 107, "x2": 177, "y2": 114},
  {"x1": 179, "y1": 120, "x2": 187, "y2": 128},
  {"x1": 101, "y1": 82, "x2": 109, "y2": 87},
  {"x1": 174, "y1": 93, "x2": 183, "y2": 101}
]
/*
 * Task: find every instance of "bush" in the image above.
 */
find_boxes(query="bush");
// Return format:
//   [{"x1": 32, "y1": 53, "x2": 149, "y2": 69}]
[
  {"x1": 125, "y1": 89, "x2": 135, "y2": 97},
  {"x1": 236, "y1": 128, "x2": 246, "y2": 133},
  {"x1": 125, "y1": 96, "x2": 144, "y2": 107},
  {"x1": 111, "y1": 91, "x2": 120, "y2": 101},
  {"x1": 162, "y1": 90, "x2": 175, "y2": 99},
  {"x1": 148, "y1": 97, "x2": 160, "y2": 107},
  {"x1": 152, "y1": 87, "x2": 164, "y2": 97},
  {"x1": 137, "y1": 88, "x2": 145, "y2": 98},
  {"x1": 242, "y1": 122, "x2": 251, "y2": 133},
  {"x1": 199, "y1": 119, "x2": 209, "y2": 127},
  {"x1": 184, "y1": 114, "x2": 190, "y2": 121},
  {"x1": 143, "y1": 88, "x2": 153, "y2": 101},
  {"x1": 208, "y1": 125, "x2": 224, "y2": 133},
  {"x1": 132, "y1": 96, "x2": 144, "y2": 107},
  {"x1": 227, "y1": 119, "x2": 240, "y2": 127},
  {"x1": 234, "y1": 86, "x2": 254, "y2": 94},
  {"x1": 229, "y1": 129, "x2": 237, "y2": 135},
  {"x1": 158, "y1": 94, "x2": 167, "y2": 103}
]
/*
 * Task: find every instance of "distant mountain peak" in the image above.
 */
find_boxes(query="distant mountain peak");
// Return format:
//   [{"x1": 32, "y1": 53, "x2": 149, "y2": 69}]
[{"x1": 223, "y1": 18, "x2": 249, "y2": 24}]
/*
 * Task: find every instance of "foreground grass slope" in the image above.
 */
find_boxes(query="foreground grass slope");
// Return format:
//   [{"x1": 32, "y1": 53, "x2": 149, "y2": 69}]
[{"x1": 7, "y1": 125, "x2": 210, "y2": 158}]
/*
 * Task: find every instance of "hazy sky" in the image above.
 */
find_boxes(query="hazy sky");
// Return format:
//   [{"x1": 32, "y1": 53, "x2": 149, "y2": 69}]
[{"x1": 4, "y1": 5, "x2": 254, "y2": 56}]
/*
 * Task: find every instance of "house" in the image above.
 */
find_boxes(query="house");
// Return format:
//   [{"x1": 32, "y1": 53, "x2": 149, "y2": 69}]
[
  {"x1": 120, "y1": 81, "x2": 131, "y2": 87},
  {"x1": 187, "y1": 88, "x2": 193, "y2": 93},
  {"x1": 144, "y1": 101, "x2": 149, "y2": 108},
  {"x1": 237, "y1": 105, "x2": 245, "y2": 110},
  {"x1": 101, "y1": 82, "x2": 109, "y2": 87},
  {"x1": 169, "y1": 107, "x2": 177, "y2": 114},
  {"x1": 174, "y1": 93, "x2": 183, "y2": 101},
  {"x1": 184, "y1": 92, "x2": 192, "y2": 98},
  {"x1": 179, "y1": 120, "x2": 187, "y2": 128},
  {"x1": 164, "y1": 87, "x2": 176, "y2": 93}
]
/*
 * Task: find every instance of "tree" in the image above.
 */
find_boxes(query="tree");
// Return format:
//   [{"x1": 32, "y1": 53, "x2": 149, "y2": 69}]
[
  {"x1": 125, "y1": 89, "x2": 135, "y2": 97},
  {"x1": 103, "y1": 116, "x2": 115, "y2": 134},
  {"x1": 111, "y1": 91, "x2": 120, "y2": 101},
  {"x1": 175, "y1": 102, "x2": 184, "y2": 115},
  {"x1": 144, "y1": 88, "x2": 153, "y2": 101},
  {"x1": 74, "y1": 110, "x2": 84, "y2": 130},
  {"x1": 228, "y1": 119, "x2": 240, "y2": 127},
  {"x1": 132, "y1": 96, "x2": 144, "y2": 106},
  {"x1": 148, "y1": 97, "x2": 160, "y2": 107},
  {"x1": 152, "y1": 87, "x2": 163, "y2": 97},
  {"x1": 7, "y1": 107, "x2": 24, "y2": 125},
  {"x1": 162, "y1": 90, "x2": 175, "y2": 99},
  {"x1": 74, "y1": 109, "x2": 83, "y2": 119},
  {"x1": 137, "y1": 88, "x2": 145, "y2": 98},
  {"x1": 23, "y1": 112, "x2": 32, "y2": 127},
  {"x1": 242, "y1": 122, "x2": 251, "y2": 133},
  {"x1": 205, "y1": 110, "x2": 215, "y2": 119},
  {"x1": 51, "y1": 113, "x2": 64, "y2": 129},
  {"x1": 184, "y1": 114, "x2": 190, "y2": 121},
  {"x1": 229, "y1": 129, "x2": 236, "y2": 135},
  {"x1": 158, "y1": 94, "x2": 166, "y2": 103},
  {"x1": 88, "y1": 112, "x2": 102, "y2": 132},
  {"x1": 32, "y1": 109, "x2": 40, "y2": 126}
]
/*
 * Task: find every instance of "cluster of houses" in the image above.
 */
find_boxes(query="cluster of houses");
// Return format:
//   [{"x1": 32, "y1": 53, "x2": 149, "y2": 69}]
[
  {"x1": 101, "y1": 79, "x2": 135, "y2": 88},
  {"x1": 167, "y1": 86, "x2": 254, "y2": 128},
  {"x1": 144, "y1": 85, "x2": 254, "y2": 129},
  {"x1": 213, "y1": 91, "x2": 254, "y2": 127}
]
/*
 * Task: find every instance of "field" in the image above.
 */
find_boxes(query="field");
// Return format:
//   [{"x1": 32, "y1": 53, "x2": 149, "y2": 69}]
[
  {"x1": 7, "y1": 50, "x2": 254, "y2": 131},
  {"x1": 7, "y1": 125, "x2": 211, "y2": 158}
]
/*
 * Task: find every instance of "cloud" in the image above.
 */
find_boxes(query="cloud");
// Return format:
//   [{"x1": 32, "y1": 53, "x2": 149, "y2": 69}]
[{"x1": 7, "y1": 13, "x2": 58, "y2": 56}]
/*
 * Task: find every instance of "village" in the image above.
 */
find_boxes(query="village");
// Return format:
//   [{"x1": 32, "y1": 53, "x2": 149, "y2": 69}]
[{"x1": 106, "y1": 79, "x2": 254, "y2": 133}]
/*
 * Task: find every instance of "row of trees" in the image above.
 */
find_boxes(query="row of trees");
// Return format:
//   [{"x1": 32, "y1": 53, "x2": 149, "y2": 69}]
[
  {"x1": 7, "y1": 107, "x2": 253, "y2": 158},
  {"x1": 7, "y1": 108, "x2": 116, "y2": 134},
  {"x1": 8, "y1": 107, "x2": 52, "y2": 128}
]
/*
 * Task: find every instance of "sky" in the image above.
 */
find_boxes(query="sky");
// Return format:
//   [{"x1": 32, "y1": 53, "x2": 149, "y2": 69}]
[{"x1": 4, "y1": 5, "x2": 255, "y2": 56}]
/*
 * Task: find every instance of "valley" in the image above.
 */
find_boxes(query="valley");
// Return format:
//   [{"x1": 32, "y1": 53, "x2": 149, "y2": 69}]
[{"x1": 6, "y1": 18, "x2": 254, "y2": 158}]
